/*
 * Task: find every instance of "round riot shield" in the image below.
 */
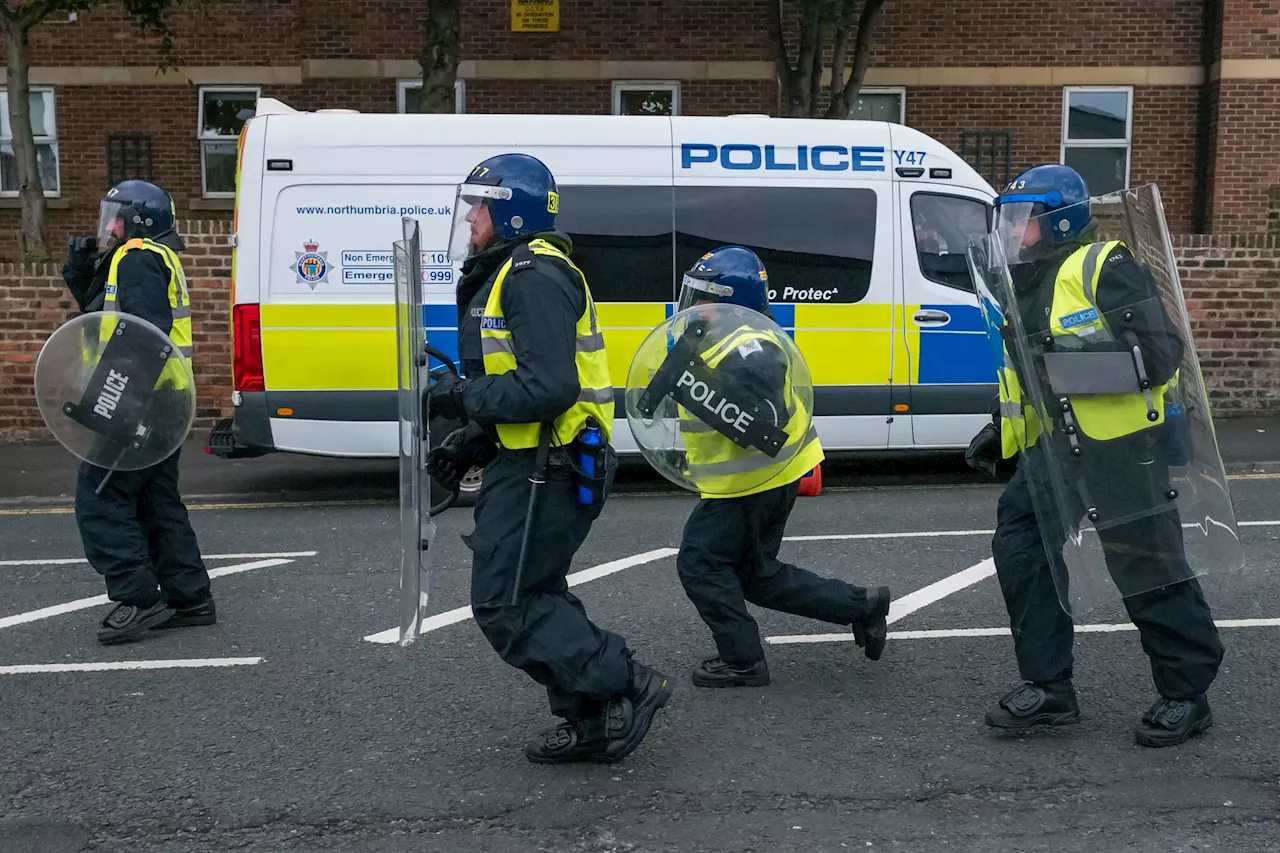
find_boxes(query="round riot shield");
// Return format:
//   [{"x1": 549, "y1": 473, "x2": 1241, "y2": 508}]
[
  {"x1": 34, "y1": 311, "x2": 196, "y2": 472},
  {"x1": 624, "y1": 302, "x2": 815, "y2": 497}
]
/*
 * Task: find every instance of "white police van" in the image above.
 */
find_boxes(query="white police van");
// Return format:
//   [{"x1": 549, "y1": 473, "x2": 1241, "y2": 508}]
[{"x1": 209, "y1": 97, "x2": 999, "y2": 488}]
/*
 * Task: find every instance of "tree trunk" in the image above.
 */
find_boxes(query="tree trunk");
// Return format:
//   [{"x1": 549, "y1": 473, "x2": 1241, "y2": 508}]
[
  {"x1": 420, "y1": 0, "x2": 460, "y2": 113},
  {"x1": 825, "y1": 0, "x2": 885, "y2": 119},
  {"x1": 5, "y1": 21, "x2": 48, "y2": 262}
]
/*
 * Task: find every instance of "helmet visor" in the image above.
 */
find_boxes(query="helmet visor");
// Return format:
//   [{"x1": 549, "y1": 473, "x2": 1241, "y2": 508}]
[
  {"x1": 96, "y1": 200, "x2": 128, "y2": 250},
  {"x1": 446, "y1": 182, "x2": 512, "y2": 262},
  {"x1": 676, "y1": 272, "x2": 733, "y2": 314}
]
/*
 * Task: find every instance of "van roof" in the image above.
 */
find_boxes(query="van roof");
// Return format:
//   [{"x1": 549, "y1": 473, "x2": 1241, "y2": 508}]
[{"x1": 249, "y1": 97, "x2": 995, "y2": 196}]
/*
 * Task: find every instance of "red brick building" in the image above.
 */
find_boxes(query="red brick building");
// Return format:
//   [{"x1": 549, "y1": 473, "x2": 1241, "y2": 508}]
[{"x1": 4, "y1": 0, "x2": 1279, "y2": 252}]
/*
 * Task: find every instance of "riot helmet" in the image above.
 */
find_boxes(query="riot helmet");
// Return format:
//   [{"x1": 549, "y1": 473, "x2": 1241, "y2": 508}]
[
  {"x1": 447, "y1": 153, "x2": 559, "y2": 261},
  {"x1": 96, "y1": 180, "x2": 184, "y2": 252}
]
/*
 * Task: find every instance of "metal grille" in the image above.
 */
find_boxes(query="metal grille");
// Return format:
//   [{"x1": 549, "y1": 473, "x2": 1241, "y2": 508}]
[
  {"x1": 107, "y1": 135, "x2": 153, "y2": 186},
  {"x1": 959, "y1": 131, "x2": 1011, "y2": 189}
]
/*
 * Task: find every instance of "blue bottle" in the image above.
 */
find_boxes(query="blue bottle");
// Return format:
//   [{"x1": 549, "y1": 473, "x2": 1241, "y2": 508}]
[
  {"x1": 578, "y1": 416, "x2": 603, "y2": 504},
  {"x1": 1163, "y1": 401, "x2": 1187, "y2": 466}
]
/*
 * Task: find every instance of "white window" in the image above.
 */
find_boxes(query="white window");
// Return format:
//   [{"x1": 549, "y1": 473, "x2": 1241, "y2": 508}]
[
  {"x1": 397, "y1": 80, "x2": 466, "y2": 114},
  {"x1": 199, "y1": 86, "x2": 259, "y2": 197},
  {"x1": 847, "y1": 87, "x2": 905, "y2": 124},
  {"x1": 612, "y1": 81, "x2": 680, "y2": 116},
  {"x1": 0, "y1": 87, "x2": 59, "y2": 196},
  {"x1": 1061, "y1": 86, "x2": 1132, "y2": 196}
]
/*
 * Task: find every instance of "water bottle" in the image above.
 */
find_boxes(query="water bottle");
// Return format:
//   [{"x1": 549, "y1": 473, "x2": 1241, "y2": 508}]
[
  {"x1": 1163, "y1": 401, "x2": 1187, "y2": 466},
  {"x1": 577, "y1": 416, "x2": 603, "y2": 505}
]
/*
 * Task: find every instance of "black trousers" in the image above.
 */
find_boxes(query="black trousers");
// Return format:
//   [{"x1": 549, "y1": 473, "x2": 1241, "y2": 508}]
[
  {"x1": 992, "y1": 442, "x2": 1224, "y2": 699},
  {"x1": 75, "y1": 447, "x2": 211, "y2": 609},
  {"x1": 464, "y1": 449, "x2": 632, "y2": 722},
  {"x1": 676, "y1": 479, "x2": 869, "y2": 665}
]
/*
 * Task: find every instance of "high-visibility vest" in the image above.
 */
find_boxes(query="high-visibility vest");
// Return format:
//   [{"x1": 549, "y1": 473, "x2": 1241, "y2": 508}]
[
  {"x1": 679, "y1": 325, "x2": 823, "y2": 499},
  {"x1": 479, "y1": 239, "x2": 614, "y2": 449},
  {"x1": 997, "y1": 240, "x2": 1177, "y2": 458},
  {"x1": 93, "y1": 238, "x2": 194, "y2": 391}
]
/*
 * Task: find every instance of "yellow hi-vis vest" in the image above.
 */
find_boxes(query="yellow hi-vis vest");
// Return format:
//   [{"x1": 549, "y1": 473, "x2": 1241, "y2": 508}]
[
  {"x1": 997, "y1": 240, "x2": 1178, "y2": 459},
  {"x1": 479, "y1": 238, "x2": 614, "y2": 449},
  {"x1": 679, "y1": 325, "x2": 824, "y2": 500},
  {"x1": 97, "y1": 238, "x2": 195, "y2": 391}
]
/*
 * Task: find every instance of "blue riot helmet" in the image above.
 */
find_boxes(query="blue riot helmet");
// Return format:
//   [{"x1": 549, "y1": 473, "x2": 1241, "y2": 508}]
[
  {"x1": 991, "y1": 164, "x2": 1091, "y2": 265},
  {"x1": 447, "y1": 153, "x2": 559, "y2": 261},
  {"x1": 97, "y1": 180, "x2": 183, "y2": 252},
  {"x1": 677, "y1": 246, "x2": 771, "y2": 315}
]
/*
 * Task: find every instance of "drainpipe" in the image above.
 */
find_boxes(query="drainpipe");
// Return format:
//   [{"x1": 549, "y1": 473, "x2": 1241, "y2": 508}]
[{"x1": 1192, "y1": 0, "x2": 1220, "y2": 234}]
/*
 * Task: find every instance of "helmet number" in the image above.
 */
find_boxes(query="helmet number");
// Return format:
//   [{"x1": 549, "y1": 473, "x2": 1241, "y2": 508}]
[
  {"x1": 1005, "y1": 179, "x2": 1027, "y2": 191},
  {"x1": 547, "y1": 191, "x2": 559, "y2": 214},
  {"x1": 470, "y1": 165, "x2": 491, "y2": 178}
]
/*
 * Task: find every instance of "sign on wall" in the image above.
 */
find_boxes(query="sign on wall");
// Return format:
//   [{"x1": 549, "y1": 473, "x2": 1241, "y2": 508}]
[{"x1": 511, "y1": 0, "x2": 559, "y2": 32}]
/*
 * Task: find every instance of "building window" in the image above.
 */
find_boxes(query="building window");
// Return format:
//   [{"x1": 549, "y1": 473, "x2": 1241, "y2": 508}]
[
  {"x1": 1061, "y1": 86, "x2": 1132, "y2": 196},
  {"x1": 0, "y1": 87, "x2": 59, "y2": 195},
  {"x1": 107, "y1": 135, "x2": 154, "y2": 186},
  {"x1": 397, "y1": 80, "x2": 465, "y2": 114},
  {"x1": 612, "y1": 82, "x2": 680, "y2": 116},
  {"x1": 199, "y1": 86, "x2": 259, "y2": 197},
  {"x1": 848, "y1": 87, "x2": 905, "y2": 124}
]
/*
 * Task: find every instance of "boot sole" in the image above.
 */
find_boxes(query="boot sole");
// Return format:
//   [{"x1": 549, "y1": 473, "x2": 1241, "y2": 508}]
[
  {"x1": 984, "y1": 708, "x2": 1081, "y2": 730},
  {"x1": 1135, "y1": 711, "x2": 1213, "y2": 748},
  {"x1": 691, "y1": 671, "x2": 770, "y2": 688},
  {"x1": 152, "y1": 613, "x2": 217, "y2": 629},
  {"x1": 97, "y1": 605, "x2": 175, "y2": 645}
]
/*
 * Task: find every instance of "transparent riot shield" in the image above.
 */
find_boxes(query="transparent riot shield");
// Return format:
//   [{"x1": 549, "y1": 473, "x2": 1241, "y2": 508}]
[
  {"x1": 624, "y1": 302, "x2": 816, "y2": 497},
  {"x1": 395, "y1": 216, "x2": 433, "y2": 646},
  {"x1": 35, "y1": 311, "x2": 196, "y2": 487},
  {"x1": 969, "y1": 183, "x2": 1244, "y2": 621}
]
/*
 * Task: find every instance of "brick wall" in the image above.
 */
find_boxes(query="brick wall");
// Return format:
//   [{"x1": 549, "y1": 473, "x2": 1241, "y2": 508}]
[
  {"x1": 0, "y1": 220, "x2": 232, "y2": 443},
  {"x1": 1, "y1": 223, "x2": 1275, "y2": 443}
]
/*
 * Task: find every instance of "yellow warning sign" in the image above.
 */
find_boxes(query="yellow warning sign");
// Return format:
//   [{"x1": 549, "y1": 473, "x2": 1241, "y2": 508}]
[{"x1": 512, "y1": 0, "x2": 559, "y2": 31}]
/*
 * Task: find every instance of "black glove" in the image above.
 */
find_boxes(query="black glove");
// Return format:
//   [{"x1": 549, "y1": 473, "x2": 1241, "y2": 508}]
[
  {"x1": 67, "y1": 235, "x2": 99, "y2": 269},
  {"x1": 426, "y1": 422, "x2": 494, "y2": 492},
  {"x1": 965, "y1": 421, "x2": 1002, "y2": 477},
  {"x1": 424, "y1": 371, "x2": 468, "y2": 422}
]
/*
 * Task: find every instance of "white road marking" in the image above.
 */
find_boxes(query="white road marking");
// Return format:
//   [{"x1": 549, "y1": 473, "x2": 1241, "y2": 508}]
[
  {"x1": 768, "y1": 618, "x2": 1280, "y2": 645},
  {"x1": 364, "y1": 548, "x2": 680, "y2": 644},
  {"x1": 0, "y1": 558, "x2": 295, "y2": 631},
  {"x1": 0, "y1": 657, "x2": 264, "y2": 675},
  {"x1": 783, "y1": 520, "x2": 1279, "y2": 543},
  {"x1": 0, "y1": 551, "x2": 318, "y2": 568},
  {"x1": 885, "y1": 558, "x2": 996, "y2": 625}
]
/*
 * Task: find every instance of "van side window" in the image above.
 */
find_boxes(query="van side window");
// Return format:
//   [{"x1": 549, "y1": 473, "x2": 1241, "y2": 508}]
[
  {"x1": 553, "y1": 185, "x2": 675, "y2": 303},
  {"x1": 675, "y1": 186, "x2": 877, "y2": 304},
  {"x1": 910, "y1": 193, "x2": 991, "y2": 293}
]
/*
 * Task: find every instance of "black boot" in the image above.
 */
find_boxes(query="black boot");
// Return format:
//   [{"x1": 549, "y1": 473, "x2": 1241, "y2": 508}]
[
  {"x1": 985, "y1": 679, "x2": 1081, "y2": 729},
  {"x1": 153, "y1": 597, "x2": 217, "y2": 629},
  {"x1": 1135, "y1": 695, "x2": 1212, "y2": 748},
  {"x1": 853, "y1": 586, "x2": 891, "y2": 661},
  {"x1": 691, "y1": 655, "x2": 770, "y2": 688},
  {"x1": 524, "y1": 718, "x2": 609, "y2": 765},
  {"x1": 600, "y1": 660, "x2": 674, "y2": 764},
  {"x1": 97, "y1": 601, "x2": 174, "y2": 645}
]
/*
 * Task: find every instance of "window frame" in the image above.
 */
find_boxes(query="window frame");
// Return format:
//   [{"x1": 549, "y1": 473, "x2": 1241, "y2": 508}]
[
  {"x1": 907, "y1": 190, "x2": 993, "y2": 294},
  {"x1": 198, "y1": 85, "x2": 260, "y2": 198},
  {"x1": 611, "y1": 80, "x2": 681, "y2": 117},
  {"x1": 1060, "y1": 85, "x2": 1133, "y2": 194},
  {"x1": 847, "y1": 86, "x2": 906, "y2": 124},
  {"x1": 0, "y1": 85, "x2": 60, "y2": 198},
  {"x1": 396, "y1": 79, "x2": 466, "y2": 114}
]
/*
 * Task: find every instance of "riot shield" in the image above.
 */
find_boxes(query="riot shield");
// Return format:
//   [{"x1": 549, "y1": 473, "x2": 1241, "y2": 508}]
[
  {"x1": 624, "y1": 302, "x2": 815, "y2": 497},
  {"x1": 969, "y1": 183, "x2": 1244, "y2": 621},
  {"x1": 35, "y1": 311, "x2": 195, "y2": 480},
  {"x1": 395, "y1": 216, "x2": 433, "y2": 646}
]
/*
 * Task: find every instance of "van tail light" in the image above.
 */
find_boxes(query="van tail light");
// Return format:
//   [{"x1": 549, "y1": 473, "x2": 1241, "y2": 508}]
[{"x1": 232, "y1": 303, "x2": 265, "y2": 392}]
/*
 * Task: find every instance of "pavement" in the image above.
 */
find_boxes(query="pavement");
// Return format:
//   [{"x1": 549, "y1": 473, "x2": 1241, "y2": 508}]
[{"x1": 2, "y1": 420, "x2": 1280, "y2": 852}]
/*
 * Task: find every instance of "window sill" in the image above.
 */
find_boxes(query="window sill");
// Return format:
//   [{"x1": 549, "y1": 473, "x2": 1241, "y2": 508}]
[
  {"x1": 0, "y1": 197, "x2": 71, "y2": 209},
  {"x1": 191, "y1": 197, "x2": 236, "y2": 211}
]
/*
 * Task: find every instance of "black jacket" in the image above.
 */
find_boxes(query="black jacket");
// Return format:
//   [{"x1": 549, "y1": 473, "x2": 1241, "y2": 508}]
[{"x1": 62, "y1": 235, "x2": 180, "y2": 335}]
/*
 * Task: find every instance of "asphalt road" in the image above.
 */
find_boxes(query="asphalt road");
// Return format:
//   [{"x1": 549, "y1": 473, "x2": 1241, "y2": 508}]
[{"x1": 3, "y1": 474, "x2": 1280, "y2": 853}]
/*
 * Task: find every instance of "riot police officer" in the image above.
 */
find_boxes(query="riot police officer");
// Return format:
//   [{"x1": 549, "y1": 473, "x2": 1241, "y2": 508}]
[
  {"x1": 424, "y1": 153, "x2": 673, "y2": 764},
  {"x1": 965, "y1": 164, "x2": 1224, "y2": 747},
  {"x1": 61, "y1": 180, "x2": 215, "y2": 644},
  {"x1": 672, "y1": 247, "x2": 892, "y2": 687}
]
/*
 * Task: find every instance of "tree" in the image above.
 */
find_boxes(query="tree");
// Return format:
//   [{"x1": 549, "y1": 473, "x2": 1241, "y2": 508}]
[
  {"x1": 419, "y1": 0, "x2": 459, "y2": 113},
  {"x1": 0, "y1": 0, "x2": 192, "y2": 262},
  {"x1": 767, "y1": 0, "x2": 886, "y2": 119}
]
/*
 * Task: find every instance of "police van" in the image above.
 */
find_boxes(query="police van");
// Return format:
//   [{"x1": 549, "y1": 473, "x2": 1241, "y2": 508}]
[{"x1": 208, "y1": 97, "x2": 999, "y2": 492}]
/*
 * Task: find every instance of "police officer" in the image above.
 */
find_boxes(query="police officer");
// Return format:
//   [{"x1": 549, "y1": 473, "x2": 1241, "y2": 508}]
[
  {"x1": 424, "y1": 153, "x2": 673, "y2": 764},
  {"x1": 61, "y1": 180, "x2": 215, "y2": 644},
  {"x1": 671, "y1": 246, "x2": 892, "y2": 687},
  {"x1": 965, "y1": 164, "x2": 1223, "y2": 747}
]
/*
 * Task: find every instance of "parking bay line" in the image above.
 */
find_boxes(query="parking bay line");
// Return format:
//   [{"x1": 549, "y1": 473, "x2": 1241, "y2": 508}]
[
  {"x1": 364, "y1": 548, "x2": 680, "y2": 644},
  {"x1": 768, "y1": 618, "x2": 1280, "y2": 645},
  {"x1": 782, "y1": 520, "x2": 1280, "y2": 543},
  {"x1": 0, "y1": 558, "x2": 296, "y2": 631},
  {"x1": 0, "y1": 551, "x2": 318, "y2": 568},
  {"x1": 0, "y1": 657, "x2": 264, "y2": 675}
]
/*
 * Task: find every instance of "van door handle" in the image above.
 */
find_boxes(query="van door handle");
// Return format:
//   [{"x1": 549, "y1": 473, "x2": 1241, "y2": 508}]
[{"x1": 914, "y1": 309, "x2": 951, "y2": 325}]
